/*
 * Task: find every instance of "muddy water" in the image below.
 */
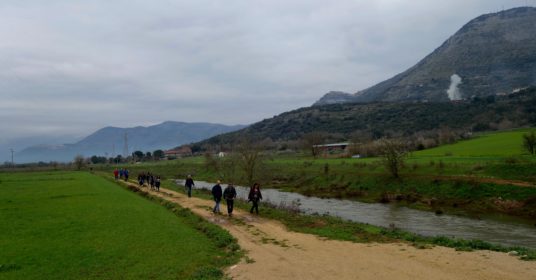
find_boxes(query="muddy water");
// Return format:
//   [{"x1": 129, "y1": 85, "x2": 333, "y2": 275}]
[{"x1": 179, "y1": 180, "x2": 536, "y2": 249}]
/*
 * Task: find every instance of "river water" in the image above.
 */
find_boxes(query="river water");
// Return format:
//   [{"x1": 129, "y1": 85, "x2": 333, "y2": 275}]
[{"x1": 179, "y1": 180, "x2": 536, "y2": 249}]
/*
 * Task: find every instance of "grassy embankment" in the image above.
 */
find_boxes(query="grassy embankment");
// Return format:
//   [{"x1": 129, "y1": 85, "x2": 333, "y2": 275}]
[{"x1": 0, "y1": 171, "x2": 240, "y2": 279}]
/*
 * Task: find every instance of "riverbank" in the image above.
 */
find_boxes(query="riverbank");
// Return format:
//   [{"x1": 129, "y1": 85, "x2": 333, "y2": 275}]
[
  {"x1": 110, "y1": 175, "x2": 536, "y2": 279},
  {"x1": 91, "y1": 157, "x2": 536, "y2": 220},
  {"x1": 168, "y1": 179, "x2": 536, "y2": 256}
]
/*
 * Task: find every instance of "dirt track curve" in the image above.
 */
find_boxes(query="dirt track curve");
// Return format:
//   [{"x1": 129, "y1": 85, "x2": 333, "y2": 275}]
[{"x1": 125, "y1": 182, "x2": 536, "y2": 280}]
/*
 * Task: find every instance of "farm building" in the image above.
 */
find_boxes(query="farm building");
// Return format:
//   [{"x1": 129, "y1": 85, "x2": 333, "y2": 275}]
[
  {"x1": 313, "y1": 142, "x2": 350, "y2": 156},
  {"x1": 164, "y1": 146, "x2": 192, "y2": 159}
]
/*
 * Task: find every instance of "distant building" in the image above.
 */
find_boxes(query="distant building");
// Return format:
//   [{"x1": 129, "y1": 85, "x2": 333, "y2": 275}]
[
  {"x1": 313, "y1": 142, "x2": 350, "y2": 156},
  {"x1": 164, "y1": 146, "x2": 192, "y2": 159}
]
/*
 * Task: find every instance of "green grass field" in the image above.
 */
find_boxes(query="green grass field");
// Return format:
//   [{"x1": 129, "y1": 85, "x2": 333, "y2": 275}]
[
  {"x1": 413, "y1": 128, "x2": 536, "y2": 158},
  {"x1": 0, "y1": 171, "x2": 235, "y2": 279}
]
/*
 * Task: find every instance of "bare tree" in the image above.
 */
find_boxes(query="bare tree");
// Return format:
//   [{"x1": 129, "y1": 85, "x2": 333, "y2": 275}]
[
  {"x1": 73, "y1": 155, "x2": 85, "y2": 170},
  {"x1": 236, "y1": 138, "x2": 266, "y2": 186},
  {"x1": 377, "y1": 138, "x2": 408, "y2": 178},
  {"x1": 220, "y1": 153, "x2": 240, "y2": 183},
  {"x1": 301, "y1": 131, "x2": 327, "y2": 158},
  {"x1": 203, "y1": 151, "x2": 219, "y2": 172},
  {"x1": 522, "y1": 131, "x2": 536, "y2": 155}
]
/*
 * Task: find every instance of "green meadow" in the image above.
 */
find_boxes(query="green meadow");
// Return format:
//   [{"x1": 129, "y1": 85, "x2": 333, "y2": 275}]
[
  {"x1": 411, "y1": 128, "x2": 536, "y2": 160},
  {"x1": 0, "y1": 171, "x2": 237, "y2": 280}
]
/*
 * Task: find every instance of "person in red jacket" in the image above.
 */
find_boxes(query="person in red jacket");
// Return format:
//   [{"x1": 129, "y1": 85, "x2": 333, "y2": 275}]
[{"x1": 113, "y1": 169, "x2": 119, "y2": 180}]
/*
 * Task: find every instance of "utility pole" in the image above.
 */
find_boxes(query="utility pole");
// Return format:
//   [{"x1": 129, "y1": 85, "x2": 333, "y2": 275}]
[
  {"x1": 123, "y1": 132, "x2": 128, "y2": 158},
  {"x1": 9, "y1": 148, "x2": 14, "y2": 167}
]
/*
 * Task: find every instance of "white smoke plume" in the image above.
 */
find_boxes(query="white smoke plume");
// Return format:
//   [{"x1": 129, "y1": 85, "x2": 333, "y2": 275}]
[{"x1": 447, "y1": 74, "x2": 463, "y2": 101}]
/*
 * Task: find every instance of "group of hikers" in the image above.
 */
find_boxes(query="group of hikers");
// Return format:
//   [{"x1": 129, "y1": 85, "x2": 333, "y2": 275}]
[
  {"x1": 113, "y1": 168, "x2": 129, "y2": 181},
  {"x1": 112, "y1": 170, "x2": 263, "y2": 216},
  {"x1": 137, "y1": 172, "x2": 161, "y2": 191},
  {"x1": 185, "y1": 175, "x2": 263, "y2": 216},
  {"x1": 207, "y1": 179, "x2": 263, "y2": 216}
]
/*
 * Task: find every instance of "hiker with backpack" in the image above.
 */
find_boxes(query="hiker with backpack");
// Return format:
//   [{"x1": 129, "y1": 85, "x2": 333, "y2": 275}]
[
  {"x1": 248, "y1": 183, "x2": 263, "y2": 214},
  {"x1": 223, "y1": 183, "x2": 237, "y2": 217}
]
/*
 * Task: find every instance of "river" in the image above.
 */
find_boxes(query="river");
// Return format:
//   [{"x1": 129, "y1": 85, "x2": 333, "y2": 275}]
[{"x1": 178, "y1": 180, "x2": 536, "y2": 249}]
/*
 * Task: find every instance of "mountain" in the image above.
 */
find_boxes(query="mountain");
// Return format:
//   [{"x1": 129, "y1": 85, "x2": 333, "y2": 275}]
[
  {"x1": 16, "y1": 121, "x2": 246, "y2": 163},
  {"x1": 197, "y1": 87, "x2": 536, "y2": 146},
  {"x1": 0, "y1": 134, "x2": 81, "y2": 163},
  {"x1": 315, "y1": 7, "x2": 536, "y2": 105}
]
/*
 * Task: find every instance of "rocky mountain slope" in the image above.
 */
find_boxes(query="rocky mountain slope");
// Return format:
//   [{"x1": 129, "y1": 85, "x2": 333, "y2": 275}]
[
  {"x1": 315, "y1": 7, "x2": 536, "y2": 105},
  {"x1": 16, "y1": 121, "x2": 246, "y2": 163}
]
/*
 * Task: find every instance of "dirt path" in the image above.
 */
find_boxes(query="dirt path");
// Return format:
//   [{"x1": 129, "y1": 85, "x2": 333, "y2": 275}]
[
  {"x1": 466, "y1": 177, "x2": 535, "y2": 188},
  {"x1": 439, "y1": 175, "x2": 535, "y2": 188},
  {"x1": 406, "y1": 174, "x2": 536, "y2": 188},
  {"x1": 126, "y1": 182, "x2": 536, "y2": 280}
]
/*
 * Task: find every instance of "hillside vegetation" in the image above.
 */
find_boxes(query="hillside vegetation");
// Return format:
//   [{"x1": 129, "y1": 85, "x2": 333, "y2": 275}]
[{"x1": 197, "y1": 87, "x2": 536, "y2": 148}]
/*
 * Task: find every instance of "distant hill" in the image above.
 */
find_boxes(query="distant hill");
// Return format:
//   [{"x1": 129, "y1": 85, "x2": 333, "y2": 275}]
[
  {"x1": 198, "y1": 87, "x2": 536, "y2": 147},
  {"x1": 16, "y1": 121, "x2": 246, "y2": 163},
  {"x1": 315, "y1": 7, "x2": 536, "y2": 105}
]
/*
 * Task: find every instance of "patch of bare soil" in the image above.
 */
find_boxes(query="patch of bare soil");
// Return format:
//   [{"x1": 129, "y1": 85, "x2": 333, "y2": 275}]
[
  {"x1": 434, "y1": 175, "x2": 535, "y2": 188},
  {"x1": 126, "y1": 182, "x2": 536, "y2": 280}
]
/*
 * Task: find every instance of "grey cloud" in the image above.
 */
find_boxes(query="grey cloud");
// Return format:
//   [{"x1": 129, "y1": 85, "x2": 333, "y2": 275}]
[{"x1": 0, "y1": 0, "x2": 531, "y2": 160}]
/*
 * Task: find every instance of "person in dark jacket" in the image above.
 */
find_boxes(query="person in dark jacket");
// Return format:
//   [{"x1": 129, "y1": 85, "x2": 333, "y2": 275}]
[
  {"x1": 138, "y1": 173, "x2": 144, "y2": 186},
  {"x1": 223, "y1": 183, "x2": 237, "y2": 216},
  {"x1": 144, "y1": 172, "x2": 149, "y2": 187},
  {"x1": 185, "y1": 175, "x2": 195, "y2": 197},
  {"x1": 211, "y1": 180, "x2": 223, "y2": 214},
  {"x1": 149, "y1": 174, "x2": 155, "y2": 190},
  {"x1": 248, "y1": 183, "x2": 263, "y2": 214},
  {"x1": 155, "y1": 176, "x2": 161, "y2": 192}
]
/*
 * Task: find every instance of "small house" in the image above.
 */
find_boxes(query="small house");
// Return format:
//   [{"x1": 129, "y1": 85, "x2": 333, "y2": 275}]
[{"x1": 164, "y1": 146, "x2": 193, "y2": 159}]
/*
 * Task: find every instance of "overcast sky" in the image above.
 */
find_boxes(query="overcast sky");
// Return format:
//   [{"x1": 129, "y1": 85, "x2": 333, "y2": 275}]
[{"x1": 1, "y1": 0, "x2": 533, "y2": 152}]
